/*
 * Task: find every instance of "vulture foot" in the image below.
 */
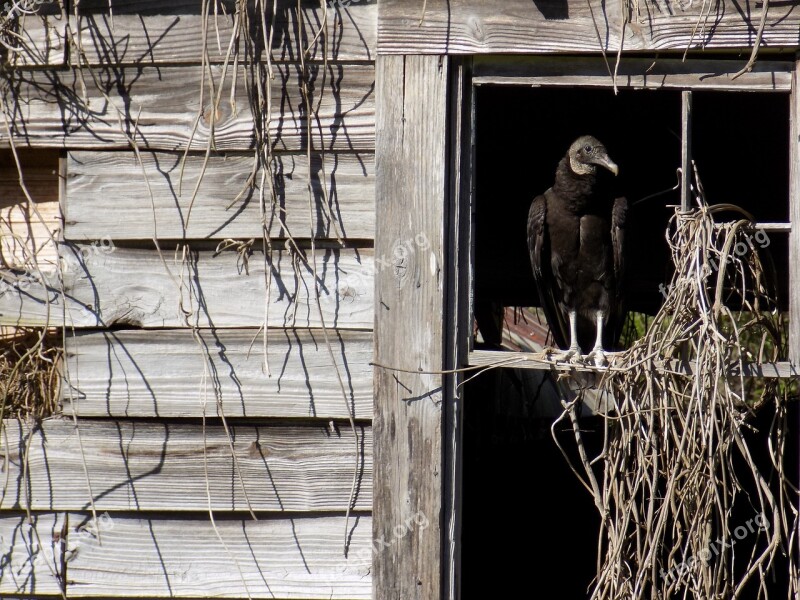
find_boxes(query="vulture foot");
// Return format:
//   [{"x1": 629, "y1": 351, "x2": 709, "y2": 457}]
[
  {"x1": 553, "y1": 345, "x2": 582, "y2": 364},
  {"x1": 588, "y1": 348, "x2": 607, "y2": 367}
]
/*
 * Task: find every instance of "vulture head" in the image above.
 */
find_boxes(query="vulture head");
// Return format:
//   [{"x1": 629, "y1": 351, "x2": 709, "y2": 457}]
[{"x1": 568, "y1": 135, "x2": 619, "y2": 177}]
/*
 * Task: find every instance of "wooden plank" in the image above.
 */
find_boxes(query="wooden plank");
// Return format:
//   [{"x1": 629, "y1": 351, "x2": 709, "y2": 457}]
[
  {"x1": 0, "y1": 244, "x2": 375, "y2": 329},
  {"x1": 71, "y1": 0, "x2": 376, "y2": 64},
  {"x1": 0, "y1": 512, "x2": 65, "y2": 595},
  {"x1": 472, "y1": 56, "x2": 794, "y2": 92},
  {"x1": 0, "y1": 418, "x2": 371, "y2": 512},
  {"x1": 791, "y1": 57, "x2": 800, "y2": 365},
  {"x1": 4, "y1": 12, "x2": 66, "y2": 67},
  {"x1": 65, "y1": 151, "x2": 375, "y2": 241},
  {"x1": 0, "y1": 149, "x2": 61, "y2": 270},
  {"x1": 373, "y1": 54, "x2": 447, "y2": 600},
  {"x1": 469, "y1": 349, "x2": 799, "y2": 378},
  {"x1": 442, "y1": 57, "x2": 471, "y2": 600},
  {"x1": 63, "y1": 328, "x2": 373, "y2": 418},
  {"x1": 0, "y1": 63, "x2": 375, "y2": 151},
  {"x1": 681, "y1": 91, "x2": 692, "y2": 211},
  {"x1": 65, "y1": 513, "x2": 371, "y2": 598},
  {"x1": 59, "y1": 244, "x2": 374, "y2": 329},
  {"x1": 378, "y1": 0, "x2": 800, "y2": 54},
  {"x1": 723, "y1": 222, "x2": 791, "y2": 233},
  {"x1": 0, "y1": 273, "x2": 77, "y2": 328}
]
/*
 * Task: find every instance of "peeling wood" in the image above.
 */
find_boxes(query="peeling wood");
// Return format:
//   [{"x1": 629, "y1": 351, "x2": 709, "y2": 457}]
[
  {"x1": 63, "y1": 328, "x2": 373, "y2": 418},
  {"x1": 0, "y1": 419, "x2": 371, "y2": 512}
]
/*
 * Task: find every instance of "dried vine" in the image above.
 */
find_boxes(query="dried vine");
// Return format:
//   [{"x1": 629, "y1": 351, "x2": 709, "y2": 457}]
[{"x1": 556, "y1": 191, "x2": 798, "y2": 598}]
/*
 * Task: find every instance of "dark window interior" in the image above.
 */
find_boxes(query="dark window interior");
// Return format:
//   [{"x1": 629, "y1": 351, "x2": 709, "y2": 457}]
[
  {"x1": 471, "y1": 86, "x2": 789, "y2": 318},
  {"x1": 462, "y1": 85, "x2": 794, "y2": 598}
]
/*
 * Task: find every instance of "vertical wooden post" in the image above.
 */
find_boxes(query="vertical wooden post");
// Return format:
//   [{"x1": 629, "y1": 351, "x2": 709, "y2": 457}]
[
  {"x1": 374, "y1": 54, "x2": 449, "y2": 600},
  {"x1": 681, "y1": 90, "x2": 693, "y2": 211},
  {"x1": 789, "y1": 58, "x2": 800, "y2": 364},
  {"x1": 443, "y1": 57, "x2": 472, "y2": 600}
]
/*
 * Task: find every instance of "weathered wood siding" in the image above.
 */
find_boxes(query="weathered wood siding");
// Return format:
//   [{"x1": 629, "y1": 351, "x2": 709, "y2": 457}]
[
  {"x1": 65, "y1": 151, "x2": 375, "y2": 240},
  {"x1": 0, "y1": 1, "x2": 376, "y2": 598},
  {"x1": 378, "y1": 0, "x2": 800, "y2": 54},
  {"x1": 373, "y1": 53, "x2": 448, "y2": 600},
  {"x1": 1, "y1": 419, "x2": 371, "y2": 512},
  {"x1": 791, "y1": 60, "x2": 800, "y2": 365},
  {"x1": 63, "y1": 329, "x2": 373, "y2": 418},
  {"x1": 0, "y1": 150, "x2": 60, "y2": 270},
  {"x1": 64, "y1": 514, "x2": 372, "y2": 598},
  {"x1": 0, "y1": 64, "x2": 375, "y2": 151}
]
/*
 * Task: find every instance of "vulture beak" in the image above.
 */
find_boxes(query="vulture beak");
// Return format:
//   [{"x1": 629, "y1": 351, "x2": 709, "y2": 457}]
[{"x1": 591, "y1": 152, "x2": 619, "y2": 176}]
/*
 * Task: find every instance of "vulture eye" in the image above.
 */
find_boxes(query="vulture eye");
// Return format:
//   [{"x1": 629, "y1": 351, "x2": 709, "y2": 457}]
[{"x1": 584, "y1": 145, "x2": 593, "y2": 153}]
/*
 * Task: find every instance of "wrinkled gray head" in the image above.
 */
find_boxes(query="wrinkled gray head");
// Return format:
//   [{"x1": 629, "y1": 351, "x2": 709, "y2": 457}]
[{"x1": 567, "y1": 135, "x2": 619, "y2": 177}]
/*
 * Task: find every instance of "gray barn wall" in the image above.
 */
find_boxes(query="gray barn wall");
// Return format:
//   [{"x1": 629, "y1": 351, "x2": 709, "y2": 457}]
[{"x1": 0, "y1": 1, "x2": 377, "y2": 597}]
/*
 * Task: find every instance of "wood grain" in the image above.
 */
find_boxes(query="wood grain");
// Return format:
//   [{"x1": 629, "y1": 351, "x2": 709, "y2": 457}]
[
  {"x1": 472, "y1": 56, "x2": 794, "y2": 92},
  {"x1": 0, "y1": 149, "x2": 61, "y2": 270},
  {"x1": 373, "y1": 54, "x2": 447, "y2": 600},
  {"x1": 0, "y1": 63, "x2": 375, "y2": 151},
  {"x1": 790, "y1": 58, "x2": 800, "y2": 365},
  {"x1": 378, "y1": 0, "x2": 800, "y2": 54},
  {"x1": 5, "y1": 12, "x2": 66, "y2": 67},
  {"x1": 65, "y1": 150, "x2": 375, "y2": 241},
  {"x1": 0, "y1": 512, "x2": 64, "y2": 595},
  {"x1": 64, "y1": 513, "x2": 371, "y2": 598},
  {"x1": 59, "y1": 244, "x2": 374, "y2": 329},
  {"x1": 71, "y1": 0, "x2": 376, "y2": 64},
  {"x1": 0, "y1": 271, "x2": 73, "y2": 328},
  {"x1": 63, "y1": 328, "x2": 373, "y2": 418},
  {"x1": 469, "y1": 349, "x2": 799, "y2": 378},
  {"x1": 0, "y1": 418, "x2": 371, "y2": 512},
  {"x1": 1, "y1": 244, "x2": 375, "y2": 329}
]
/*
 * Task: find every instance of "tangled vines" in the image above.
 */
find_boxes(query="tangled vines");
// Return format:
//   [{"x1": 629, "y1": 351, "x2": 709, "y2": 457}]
[{"x1": 557, "y1": 199, "x2": 798, "y2": 598}]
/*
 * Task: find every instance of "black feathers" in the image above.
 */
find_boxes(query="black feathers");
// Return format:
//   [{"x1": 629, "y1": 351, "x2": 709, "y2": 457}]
[{"x1": 527, "y1": 135, "x2": 627, "y2": 355}]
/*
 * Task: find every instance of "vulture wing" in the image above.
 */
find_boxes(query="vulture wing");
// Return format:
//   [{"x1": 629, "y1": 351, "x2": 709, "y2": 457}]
[{"x1": 527, "y1": 192, "x2": 570, "y2": 349}]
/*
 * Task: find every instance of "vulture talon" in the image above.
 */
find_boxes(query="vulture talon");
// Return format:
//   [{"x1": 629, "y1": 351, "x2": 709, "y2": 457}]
[
  {"x1": 589, "y1": 348, "x2": 607, "y2": 367},
  {"x1": 554, "y1": 347, "x2": 580, "y2": 363}
]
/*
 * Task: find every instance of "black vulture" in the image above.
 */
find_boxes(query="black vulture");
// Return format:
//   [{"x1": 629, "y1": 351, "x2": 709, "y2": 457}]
[{"x1": 527, "y1": 135, "x2": 627, "y2": 365}]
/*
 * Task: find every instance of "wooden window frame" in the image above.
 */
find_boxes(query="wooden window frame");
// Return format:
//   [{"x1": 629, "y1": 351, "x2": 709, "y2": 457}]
[
  {"x1": 464, "y1": 55, "x2": 800, "y2": 377},
  {"x1": 373, "y1": 54, "x2": 799, "y2": 600}
]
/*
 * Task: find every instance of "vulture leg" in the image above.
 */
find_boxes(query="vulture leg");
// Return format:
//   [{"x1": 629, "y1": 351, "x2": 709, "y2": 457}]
[
  {"x1": 589, "y1": 310, "x2": 607, "y2": 366},
  {"x1": 558, "y1": 309, "x2": 582, "y2": 362}
]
